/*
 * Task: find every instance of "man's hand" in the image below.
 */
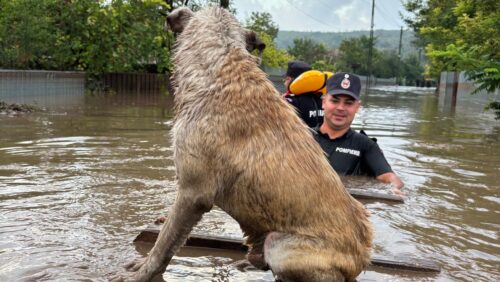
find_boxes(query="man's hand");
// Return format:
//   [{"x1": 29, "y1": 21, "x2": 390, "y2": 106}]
[
  {"x1": 391, "y1": 186, "x2": 406, "y2": 196},
  {"x1": 376, "y1": 172, "x2": 405, "y2": 196}
]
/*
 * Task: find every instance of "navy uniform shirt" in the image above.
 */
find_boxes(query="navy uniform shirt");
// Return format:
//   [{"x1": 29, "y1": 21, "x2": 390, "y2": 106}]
[
  {"x1": 285, "y1": 93, "x2": 324, "y2": 128},
  {"x1": 313, "y1": 128, "x2": 393, "y2": 177}
]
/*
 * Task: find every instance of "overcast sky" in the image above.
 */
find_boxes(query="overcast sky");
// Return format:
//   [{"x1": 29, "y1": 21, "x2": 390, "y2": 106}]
[{"x1": 232, "y1": 0, "x2": 409, "y2": 32}]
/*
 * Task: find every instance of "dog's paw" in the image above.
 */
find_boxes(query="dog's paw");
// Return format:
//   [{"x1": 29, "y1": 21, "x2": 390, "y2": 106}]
[
  {"x1": 247, "y1": 253, "x2": 270, "y2": 271},
  {"x1": 124, "y1": 257, "x2": 146, "y2": 272},
  {"x1": 109, "y1": 258, "x2": 147, "y2": 281},
  {"x1": 232, "y1": 259, "x2": 257, "y2": 272}
]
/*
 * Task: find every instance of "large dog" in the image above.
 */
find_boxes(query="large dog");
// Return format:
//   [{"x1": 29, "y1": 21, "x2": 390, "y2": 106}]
[{"x1": 114, "y1": 6, "x2": 372, "y2": 282}]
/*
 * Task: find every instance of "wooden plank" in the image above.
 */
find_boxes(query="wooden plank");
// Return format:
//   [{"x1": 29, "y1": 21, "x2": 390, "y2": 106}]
[
  {"x1": 348, "y1": 189, "x2": 405, "y2": 203},
  {"x1": 134, "y1": 225, "x2": 247, "y2": 252},
  {"x1": 134, "y1": 225, "x2": 440, "y2": 273},
  {"x1": 371, "y1": 255, "x2": 441, "y2": 273}
]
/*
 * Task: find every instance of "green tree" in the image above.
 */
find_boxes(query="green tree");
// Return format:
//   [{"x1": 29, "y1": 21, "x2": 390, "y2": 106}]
[
  {"x1": 0, "y1": 0, "x2": 60, "y2": 69},
  {"x1": 336, "y1": 35, "x2": 377, "y2": 75},
  {"x1": 336, "y1": 35, "x2": 424, "y2": 83},
  {"x1": 170, "y1": 0, "x2": 235, "y2": 12},
  {"x1": 402, "y1": 54, "x2": 425, "y2": 85},
  {"x1": 311, "y1": 59, "x2": 337, "y2": 72},
  {"x1": 72, "y1": 0, "x2": 172, "y2": 75},
  {"x1": 372, "y1": 50, "x2": 399, "y2": 78},
  {"x1": 404, "y1": 0, "x2": 500, "y2": 117},
  {"x1": 255, "y1": 32, "x2": 294, "y2": 68},
  {"x1": 244, "y1": 11, "x2": 291, "y2": 68},
  {"x1": 100, "y1": 0, "x2": 172, "y2": 74},
  {"x1": 287, "y1": 38, "x2": 330, "y2": 66},
  {"x1": 245, "y1": 12, "x2": 279, "y2": 40},
  {"x1": 0, "y1": 0, "x2": 172, "y2": 74}
]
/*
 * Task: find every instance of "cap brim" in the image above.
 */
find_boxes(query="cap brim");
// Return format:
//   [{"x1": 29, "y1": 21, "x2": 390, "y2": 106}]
[{"x1": 327, "y1": 89, "x2": 360, "y2": 100}]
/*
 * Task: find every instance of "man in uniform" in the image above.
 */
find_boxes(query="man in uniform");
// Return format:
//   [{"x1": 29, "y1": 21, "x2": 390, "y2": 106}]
[
  {"x1": 282, "y1": 60, "x2": 324, "y2": 128},
  {"x1": 314, "y1": 72, "x2": 404, "y2": 195}
]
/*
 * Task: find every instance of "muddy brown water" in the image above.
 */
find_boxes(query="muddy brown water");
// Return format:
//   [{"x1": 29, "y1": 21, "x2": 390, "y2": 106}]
[{"x1": 0, "y1": 88, "x2": 498, "y2": 281}]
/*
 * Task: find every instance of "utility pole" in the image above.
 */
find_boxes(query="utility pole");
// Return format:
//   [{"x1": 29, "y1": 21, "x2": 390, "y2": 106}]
[
  {"x1": 397, "y1": 26, "x2": 403, "y2": 85},
  {"x1": 366, "y1": 0, "x2": 375, "y2": 94},
  {"x1": 220, "y1": 0, "x2": 229, "y2": 8}
]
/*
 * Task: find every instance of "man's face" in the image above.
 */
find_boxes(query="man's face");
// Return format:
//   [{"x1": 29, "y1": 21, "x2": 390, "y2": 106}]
[
  {"x1": 322, "y1": 94, "x2": 360, "y2": 130},
  {"x1": 283, "y1": 76, "x2": 293, "y2": 89}
]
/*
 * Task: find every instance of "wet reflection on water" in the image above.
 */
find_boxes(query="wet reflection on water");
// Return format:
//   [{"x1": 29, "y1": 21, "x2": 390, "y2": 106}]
[{"x1": 0, "y1": 88, "x2": 498, "y2": 281}]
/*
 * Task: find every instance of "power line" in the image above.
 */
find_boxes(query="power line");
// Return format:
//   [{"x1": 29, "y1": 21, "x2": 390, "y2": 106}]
[
  {"x1": 376, "y1": 1, "x2": 404, "y2": 28},
  {"x1": 375, "y1": 7, "x2": 401, "y2": 28},
  {"x1": 359, "y1": 0, "x2": 402, "y2": 29},
  {"x1": 316, "y1": 0, "x2": 336, "y2": 11},
  {"x1": 284, "y1": 0, "x2": 338, "y2": 30}
]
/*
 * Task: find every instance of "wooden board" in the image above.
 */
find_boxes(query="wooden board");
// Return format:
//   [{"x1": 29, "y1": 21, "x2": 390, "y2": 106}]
[
  {"x1": 348, "y1": 188, "x2": 404, "y2": 203},
  {"x1": 135, "y1": 224, "x2": 440, "y2": 273}
]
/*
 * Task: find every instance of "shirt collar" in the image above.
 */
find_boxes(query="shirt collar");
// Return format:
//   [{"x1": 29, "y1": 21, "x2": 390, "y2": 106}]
[{"x1": 317, "y1": 127, "x2": 353, "y2": 141}]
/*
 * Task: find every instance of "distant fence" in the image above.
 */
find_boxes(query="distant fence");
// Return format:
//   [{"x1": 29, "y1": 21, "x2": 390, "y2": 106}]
[
  {"x1": 98, "y1": 72, "x2": 171, "y2": 94},
  {"x1": 359, "y1": 75, "x2": 397, "y2": 87},
  {"x1": 0, "y1": 70, "x2": 173, "y2": 107},
  {"x1": 2, "y1": 69, "x2": 405, "y2": 108},
  {"x1": 438, "y1": 71, "x2": 500, "y2": 112},
  {"x1": 0, "y1": 69, "x2": 85, "y2": 107}
]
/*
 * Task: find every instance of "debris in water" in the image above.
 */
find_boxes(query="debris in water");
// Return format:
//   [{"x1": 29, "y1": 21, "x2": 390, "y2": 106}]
[{"x1": 0, "y1": 101, "x2": 38, "y2": 115}]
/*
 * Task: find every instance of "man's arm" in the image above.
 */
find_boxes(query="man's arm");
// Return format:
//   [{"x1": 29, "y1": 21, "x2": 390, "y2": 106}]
[
  {"x1": 376, "y1": 172, "x2": 405, "y2": 196},
  {"x1": 362, "y1": 139, "x2": 405, "y2": 195}
]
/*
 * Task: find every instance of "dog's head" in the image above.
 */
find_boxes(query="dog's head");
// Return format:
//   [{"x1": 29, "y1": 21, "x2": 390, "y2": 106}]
[
  {"x1": 166, "y1": 7, "x2": 265, "y2": 54},
  {"x1": 244, "y1": 29, "x2": 266, "y2": 54}
]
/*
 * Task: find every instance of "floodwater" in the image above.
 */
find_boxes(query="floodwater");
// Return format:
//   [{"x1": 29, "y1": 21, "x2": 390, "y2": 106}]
[{"x1": 0, "y1": 87, "x2": 498, "y2": 281}]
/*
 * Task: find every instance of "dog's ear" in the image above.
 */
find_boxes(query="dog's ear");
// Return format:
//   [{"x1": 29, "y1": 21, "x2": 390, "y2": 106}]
[
  {"x1": 245, "y1": 30, "x2": 266, "y2": 53},
  {"x1": 167, "y1": 7, "x2": 194, "y2": 34}
]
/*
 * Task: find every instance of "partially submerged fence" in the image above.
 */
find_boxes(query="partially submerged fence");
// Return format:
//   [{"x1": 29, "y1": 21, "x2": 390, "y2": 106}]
[
  {"x1": 98, "y1": 72, "x2": 171, "y2": 94},
  {"x1": 438, "y1": 71, "x2": 500, "y2": 113},
  {"x1": 2, "y1": 69, "x2": 404, "y2": 109},
  {"x1": 0, "y1": 69, "x2": 85, "y2": 107},
  {"x1": 0, "y1": 70, "x2": 172, "y2": 107}
]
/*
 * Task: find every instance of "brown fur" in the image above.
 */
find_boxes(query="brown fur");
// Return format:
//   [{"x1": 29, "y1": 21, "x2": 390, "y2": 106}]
[{"x1": 113, "y1": 6, "x2": 372, "y2": 282}]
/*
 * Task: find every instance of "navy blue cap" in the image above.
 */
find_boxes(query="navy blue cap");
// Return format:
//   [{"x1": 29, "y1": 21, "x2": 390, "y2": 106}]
[
  {"x1": 326, "y1": 72, "x2": 361, "y2": 100},
  {"x1": 285, "y1": 61, "x2": 311, "y2": 78}
]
